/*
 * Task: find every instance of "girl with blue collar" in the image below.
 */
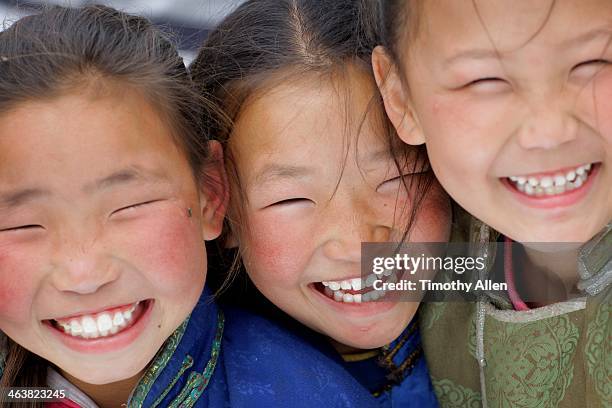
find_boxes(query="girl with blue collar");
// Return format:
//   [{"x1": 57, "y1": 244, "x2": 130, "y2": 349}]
[
  {"x1": 0, "y1": 5, "x2": 378, "y2": 407},
  {"x1": 191, "y1": 0, "x2": 452, "y2": 406}
]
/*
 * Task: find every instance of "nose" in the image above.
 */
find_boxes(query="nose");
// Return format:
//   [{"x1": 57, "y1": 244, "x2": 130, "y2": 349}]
[
  {"x1": 322, "y1": 199, "x2": 392, "y2": 263},
  {"x1": 50, "y1": 234, "x2": 118, "y2": 295},
  {"x1": 516, "y1": 98, "x2": 578, "y2": 150}
]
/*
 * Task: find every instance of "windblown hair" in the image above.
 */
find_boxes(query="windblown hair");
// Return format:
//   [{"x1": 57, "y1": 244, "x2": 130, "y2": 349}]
[{"x1": 191, "y1": 0, "x2": 435, "y2": 295}]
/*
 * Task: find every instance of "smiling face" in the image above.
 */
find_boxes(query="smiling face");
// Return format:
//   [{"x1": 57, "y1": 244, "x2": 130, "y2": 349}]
[
  {"x1": 377, "y1": 0, "x2": 612, "y2": 243},
  {"x1": 0, "y1": 89, "x2": 223, "y2": 384},
  {"x1": 228, "y1": 67, "x2": 451, "y2": 349}
]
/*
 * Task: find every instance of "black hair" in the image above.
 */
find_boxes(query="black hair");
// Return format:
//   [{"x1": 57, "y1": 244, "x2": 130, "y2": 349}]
[{"x1": 191, "y1": 0, "x2": 436, "y2": 298}]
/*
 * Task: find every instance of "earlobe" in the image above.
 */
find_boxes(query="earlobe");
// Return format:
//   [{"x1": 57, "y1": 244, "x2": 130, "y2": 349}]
[
  {"x1": 372, "y1": 46, "x2": 426, "y2": 146},
  {"x1": 200, "y1": 140, "x2": 229, "y2": 241}
]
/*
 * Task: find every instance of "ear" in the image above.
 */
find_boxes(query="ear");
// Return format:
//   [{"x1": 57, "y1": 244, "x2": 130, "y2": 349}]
[
  {"x1": 199, "y1": 140, "x2": 230, "y2": 241},
  {"x1": 372, "y1": 45, "x2": 425, "y2": 145}
]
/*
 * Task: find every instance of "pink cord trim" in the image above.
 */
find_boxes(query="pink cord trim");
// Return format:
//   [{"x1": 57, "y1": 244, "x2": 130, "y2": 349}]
[{"x1": 504, "y1": 237, "x2": 530, "y2": 311}]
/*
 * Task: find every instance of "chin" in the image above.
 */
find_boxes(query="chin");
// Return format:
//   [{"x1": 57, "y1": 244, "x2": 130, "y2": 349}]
[
  {"x1": 61, "y1": 359, "x2": 147, "y2": 385},
  {"x1": 331, "y1": 323, "x2": 406, "y2": 350}
]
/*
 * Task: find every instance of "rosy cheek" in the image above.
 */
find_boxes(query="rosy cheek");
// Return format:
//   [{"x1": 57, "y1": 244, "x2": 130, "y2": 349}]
[
  {"x1": 593, "y1": 73, "x2": 612, "y2": 140},
  {"x1": 112, "y1": 207, "x2": 205, "y2": 291},
  {"x1": 243, "y1": 215, "x2": 307, "y2": 285},
  {"x1": 411, "y1": 183, "x2": 452, "y2": 243},
  {"x1": 0, "y1": 244, "x2": 37, "y2": 320}
]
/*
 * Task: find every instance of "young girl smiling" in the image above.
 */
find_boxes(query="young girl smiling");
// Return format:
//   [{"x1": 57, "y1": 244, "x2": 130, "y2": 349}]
[
  {"x1": 374, "y1": 0, "x2": 611, "y2": 406},
  {"x1": 192, "y1": 0, "x2": 451, "y2": 405},
  {"x1": 0, "y1": 5, "x2": 380, "y2": 407}
]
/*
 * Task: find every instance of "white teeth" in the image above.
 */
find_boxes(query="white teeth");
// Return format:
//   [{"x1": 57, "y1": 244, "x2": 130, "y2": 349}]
[
  {"x1": 319, "y1": 273, "x2": 387, "y2": 304},
  {"x1": 55, "y1": 301, "x2": 140, "y2": 339},
  {"x1": 553, "y1": 175, "x2": 566, "y2": 186},
  {"x1": 113, "y1": 312, "x2": 125, "y2": 326},
  {"x1": 574, "y1": 176, "x2": 584, "y2": 188},
  {"x1": 540, "y1": 177, "x2": 553, "y2": 188},
  {"x1": 70, "y1": 320, "x2": 82, "y2": 335},
  {"x1": 96, "y1": 314, "x2": 113, "y2": 333},
  {"x1": 328, "y1": 281, "x2": 341, "y2": 291},
  {"x1": 82, "y1": 317, "x2": 98, "y2": 338},
  {"x1": 508, "y1": 164, "x2": 593, "y2": 197}
]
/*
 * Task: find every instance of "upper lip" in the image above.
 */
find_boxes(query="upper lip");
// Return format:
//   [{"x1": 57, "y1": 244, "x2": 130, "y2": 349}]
[
  {"x1": 315, "y1": 275, "x2": 363, "y2": 283},
  {"x1": 502, "y1": 162, "x2": 597, "y2": 179},
  {"x1": 48, "y1": 300, "x2": 142, "y2": 321}
]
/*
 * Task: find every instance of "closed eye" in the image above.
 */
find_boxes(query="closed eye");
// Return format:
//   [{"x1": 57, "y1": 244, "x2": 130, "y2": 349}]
[
  {"x1": 573, "y1": 59, "x2": 609, "y2": 68},
  {"x1": 463, "y1": 77, "x2": 509, "y2": 92},
  {"x1": 572, "y1": 59, "x2": 609, "y2": 74},
  {"x1": 111, "y1": 200, "x2": 161, "y2": 217},
  {"x1": 267, "y1": 198, "x2": 314, "y2": 207},
  {"x1": 0, "y1": 224, "x2": 44, "y2": 232}
]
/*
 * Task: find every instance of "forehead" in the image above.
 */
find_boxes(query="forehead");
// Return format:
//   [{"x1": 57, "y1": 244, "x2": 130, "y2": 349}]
[
  {"x1": 0, "y1": 90, "x2": 185, "y2": 190},
  {"x1": 229, "y1": 68, "x2": 387, "y2": 171},
  {"x1": 413, "y1": 0, "x2": 611, "y2": 54}
]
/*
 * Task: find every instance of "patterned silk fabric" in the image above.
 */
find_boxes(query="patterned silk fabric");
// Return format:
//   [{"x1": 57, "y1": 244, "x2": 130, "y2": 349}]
[
  {"x1": 420, "y1": 214, "x2": 611, "y2": 408},
  {"x1": 127, "y1": 289, "x2": 379, "y2": 407}
]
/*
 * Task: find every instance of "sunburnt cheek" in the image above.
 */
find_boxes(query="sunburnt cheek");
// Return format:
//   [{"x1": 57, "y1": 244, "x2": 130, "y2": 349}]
[
  {"x1": 245, "y1": 221, "x2": 306, "y2": 283},
  {"x1": 592, "y1": 73, "x2": 612, "y2": 140},
  {"x1": 112, "y1": 208, "x2": 205, "y2": 289},
  {"x1": 0, "y1": 255, "x2": 36, "y2": 320}
]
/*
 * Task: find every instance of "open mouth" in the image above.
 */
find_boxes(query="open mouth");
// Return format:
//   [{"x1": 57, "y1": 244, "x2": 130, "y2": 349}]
[
  {"x1": 505, "y1": 162, "x2": 598, "y2": 197},
  {"x1": 48, "y1": 300, "x2": 151, "y2": 340},
  {"x1": 313, "y1": 271, "x2": 396, "y2": 303}
]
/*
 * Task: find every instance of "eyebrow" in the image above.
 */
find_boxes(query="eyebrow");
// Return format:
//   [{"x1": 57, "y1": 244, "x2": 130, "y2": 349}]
[
  {"x1": 444, "y1": 27, "x2": 612, "y2": 67},
  {"x1": 84, "y1": 167, "x2": 167, "y2": 193},
  {"x1": 0, "y1": 167, "x2": 169, "y2": 209},
  {"x1": 253, "y1": 164, "x2": 314, "y2": 186},
  {"x1": 442, "y1": 48, "x2": 499, "y2": 68},
  {"x1": 562, "y1": 27, "x2": 612, "y2": 48},
  {"x1": 0, "y1": 188, "x2": 50, "y2": 209}
]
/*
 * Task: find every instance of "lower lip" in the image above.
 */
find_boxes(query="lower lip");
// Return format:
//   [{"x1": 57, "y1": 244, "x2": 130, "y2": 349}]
[
  {"x1": 45, "y1": 300, "x2": 154, "y2": 354},
  {"x1": 503, "y1": 164, "x2": 599, "y2": 210},
  {"x1": 309, "y1": 284, "x2": 398, "y2": 318}
]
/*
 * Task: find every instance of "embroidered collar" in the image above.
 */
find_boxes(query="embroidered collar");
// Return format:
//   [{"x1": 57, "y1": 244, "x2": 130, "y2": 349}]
[
  {"x1": 127, "y1": 290, "x2": 224, "y2": 408},
  {"x1": 468, "y1": 218, "x2": 611, "y2": 307},
  {"x1": 340, "y1": 318, "x2": 423, "y2": 397}
]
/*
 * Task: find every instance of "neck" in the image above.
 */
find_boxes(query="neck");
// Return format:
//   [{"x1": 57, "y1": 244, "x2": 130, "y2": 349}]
[
  {"x1": 328, "y1": 338, "x2": 377, "y2": 355},
  {"x1": 62, "y1": 369, "x2": 144, "y2": 408},
  {"x1": 518, "y1": 244, "x2": 580, "y2": 306}
]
